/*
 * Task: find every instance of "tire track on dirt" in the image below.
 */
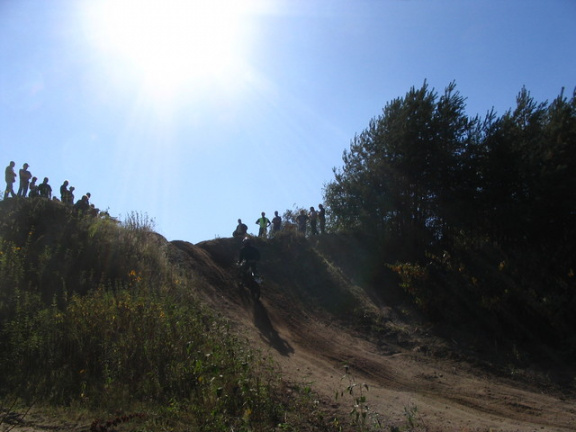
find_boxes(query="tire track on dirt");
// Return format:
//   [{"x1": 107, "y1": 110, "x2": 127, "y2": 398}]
[{"x1": 174, "y1": 237, "x2": 576, "y2": 432}]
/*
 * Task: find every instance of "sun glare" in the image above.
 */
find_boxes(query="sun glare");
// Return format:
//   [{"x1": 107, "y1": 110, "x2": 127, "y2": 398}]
[{"x1": 84, "y1": 0, "x2": 255, "y2": 100}]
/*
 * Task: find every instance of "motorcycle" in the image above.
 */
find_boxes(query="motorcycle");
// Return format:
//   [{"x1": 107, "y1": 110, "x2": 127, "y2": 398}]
[{"x1": 237, "y1": 260, "x2": 261, "y2": 300}]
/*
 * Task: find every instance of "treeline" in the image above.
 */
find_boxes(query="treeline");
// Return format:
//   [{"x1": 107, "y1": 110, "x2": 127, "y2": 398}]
[
  {"x1": 325, "y1": 81, "x2": 575, "y2": 249},
  {"x1": 324, "y1": 82, "x2": 576, "y2": 362}
]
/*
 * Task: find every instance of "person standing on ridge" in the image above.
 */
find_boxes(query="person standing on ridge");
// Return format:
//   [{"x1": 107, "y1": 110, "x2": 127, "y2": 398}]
[
  {"x1": 60, "y1": 180, "x2": 70, "y2": 202},
  {"x1": 17, "y1": 163, "x2": 32, "y2": 197},
  {"x1": 66, "y1": 186, "x2": 75, "y2": 205},
  {"x1": 4, "y1": 161, "x2": 16, "y2": 199},
  {"x1": 309, "y1": 206, "x2": 318, "y2": 235},
  {"x1": 28, "y1": 177, "x2": 39, "y2": 197},
  {"x1": 255, "y1": 212, "x2": 270, "y2": 238},
  {"x1": 318, "y1": 204, "x2": 326, "y2": 234},
  {"x1": 296, "y1": 209, "x2": 308, "y2": 235},
  {"x1": 271, "y1": 211, "x2": 282, "y2": 235},
  {"x1": 37, "y1": 177, "x2": 52, "y2": 199}
]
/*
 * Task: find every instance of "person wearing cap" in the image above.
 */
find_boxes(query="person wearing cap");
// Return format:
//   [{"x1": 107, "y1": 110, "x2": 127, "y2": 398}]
[{"x1": 4, "y1": 161, "x2": 16, "y2": 199}]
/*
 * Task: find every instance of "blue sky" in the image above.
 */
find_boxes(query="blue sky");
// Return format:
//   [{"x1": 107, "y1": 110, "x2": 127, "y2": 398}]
[{"x1": 1, "y1": 0, "x2": 575, "y2": 243}]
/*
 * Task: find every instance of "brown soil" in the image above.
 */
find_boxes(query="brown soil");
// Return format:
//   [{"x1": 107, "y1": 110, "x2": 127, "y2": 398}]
[{"x1": 174, "y1": 235, "x2": 576, "y2": 432}]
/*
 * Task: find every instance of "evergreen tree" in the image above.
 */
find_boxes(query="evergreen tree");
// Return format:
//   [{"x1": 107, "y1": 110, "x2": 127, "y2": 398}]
[
  {"x1": 477, "y1": 87, "x2": 576, "y2": 246},
  {"x1": 324, "y1": 81, "x2": 478, "y2": 252}
]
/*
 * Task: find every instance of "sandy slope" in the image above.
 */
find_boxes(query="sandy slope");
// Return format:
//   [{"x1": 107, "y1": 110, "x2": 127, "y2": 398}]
[{"x1": 174, "y1": 235, "x2": 576, "y2": 432}]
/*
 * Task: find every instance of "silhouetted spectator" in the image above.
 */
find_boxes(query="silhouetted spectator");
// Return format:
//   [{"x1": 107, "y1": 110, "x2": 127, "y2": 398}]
[
  {"x1": 309, "y1": 206, "x2": 318, "y2": 235},
  {"x1": 60, "y1": 180, "x2": 70, "y2": 202},
  {"x1": 233, "y1": 219, "x2": 248, "y2": 239},
  {"x1": 271, "y1": 211, "x2": 282, "y2": 234},
  {"x1": 67, "y1": 186, "x2": 75, "y2": 205},
  {"x1": 74, "y1": 195, "x2": 90, "y2": 213},
  {"x1": 17, "y1": 163, "x2": 32, "y2": 197},
  {"x1": 296, "y1": 209, "x2": 308, "y2": 235},
  {"x1": 28, "y1": 177, "x2": 39, "y2": 197},
  {"x1": 89, "y1": 204, "x2": 99, "y2": 217},
  {"x1": 318, "y1": 204, "x2": 326, "y2": 234},
  {"x1": 255, "y1": 212, "x2": 270, "y2": 238},
  {"x1": 37, "y1": 177, "x2": 52, "y2": 199},
  {"x1": 4, "y1": 161, "x2": 16, "y2": 199}
]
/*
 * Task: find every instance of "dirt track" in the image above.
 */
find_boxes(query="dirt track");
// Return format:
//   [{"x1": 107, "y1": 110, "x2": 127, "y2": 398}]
[{"x1": 185, "y1": 236, "x2": 576, "y2": 432}]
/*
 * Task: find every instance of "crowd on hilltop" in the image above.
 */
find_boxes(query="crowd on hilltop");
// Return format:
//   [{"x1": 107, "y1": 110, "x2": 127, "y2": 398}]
[
  {"x1": 233, "y1": 205, "x2": 326, "y2": 240},
  {"x1": 5, "y1": 160, "x2": 326, "y2": 238},
  {"x1": 3, "y1": 161, "x2": 100, "y2": 216}
]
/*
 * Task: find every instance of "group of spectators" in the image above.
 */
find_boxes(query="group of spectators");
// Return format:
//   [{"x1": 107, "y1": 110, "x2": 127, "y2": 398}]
[
  {"x1": 4, "y1": 161, "x2": 98, "y2": 215},
  {"x1": 233, "y1": 204, "x2": 327, "y2": 239}
]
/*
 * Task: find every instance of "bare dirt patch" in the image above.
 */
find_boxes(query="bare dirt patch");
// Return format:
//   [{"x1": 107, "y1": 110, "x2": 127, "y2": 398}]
[{"x1": 187, "y1": 236, "x2": 576, "y2": 432}]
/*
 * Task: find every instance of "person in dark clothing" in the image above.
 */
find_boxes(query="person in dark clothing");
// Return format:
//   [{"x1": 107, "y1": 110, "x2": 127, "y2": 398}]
[
  {"x1": 318, "y1": 204, "x2": 326, "y2": 234},
  {"x1": 4, "y1": 161, "x2": 16, "y2": 199},
  {"x1": 238, "y1": 237, "x2": 262, "y2": 299},
  {"x1": 271, "y1": 211, "x2": 282, "y2": 234},
  {"x1": 37, "y1": 177, "x2": 52, "y2": 199},
  {"x1": 233, "y1": 218, "x2": 248, "y2": 239},
  {"x1": 74, "y1": 195, "x2": 90, "y2": 213},
  {"x1": 28, "y1": 177, "x2": 39, "y2": 197},
  {"x1": 17, "y1": 163, "x2": 32, "y2": 197},
  {"x1": 238, "y1": 237, "x2": 260, "y2": 277},
  {"x1": 60, "y1": 180, "x2": 70, "y2": 202},
  {"x1": 67, "y1": 186, "x2": 75, "y2": 205},
  {"x1": 296, "y1": 209, "x2": 308, "y2": 235},
  {"x1": 309, "y1": 206, "x2": 318, "y2": 235}
]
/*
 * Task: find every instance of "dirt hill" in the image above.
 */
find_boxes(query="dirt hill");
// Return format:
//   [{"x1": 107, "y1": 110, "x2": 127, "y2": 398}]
[
  {"x1": 0, "y1": 195, "x2": 574, "y2": 432},
  {"x1": 168, "y1": 234, "x2": 576, "y2": 431}
]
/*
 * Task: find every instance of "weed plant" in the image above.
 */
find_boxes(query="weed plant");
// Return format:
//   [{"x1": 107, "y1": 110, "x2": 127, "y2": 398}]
[{"x1": 336, "y1": 365, "x2": 380, "y2": 431}]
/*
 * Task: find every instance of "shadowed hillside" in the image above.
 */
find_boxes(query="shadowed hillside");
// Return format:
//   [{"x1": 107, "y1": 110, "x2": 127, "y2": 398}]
[{"x1": 170, "y1": 234, "x2": 421, "y2": 343}]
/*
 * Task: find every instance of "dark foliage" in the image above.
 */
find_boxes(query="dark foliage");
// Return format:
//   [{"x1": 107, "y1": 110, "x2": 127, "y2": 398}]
[{"x1": 324, "y1": 82, "x2": 576, "y2": 364}]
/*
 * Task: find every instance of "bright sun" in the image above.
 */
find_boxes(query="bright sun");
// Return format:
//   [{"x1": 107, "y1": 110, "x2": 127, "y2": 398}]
[{"x1": 84, "y1": 0, "x2": 255, "y2": 100}]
